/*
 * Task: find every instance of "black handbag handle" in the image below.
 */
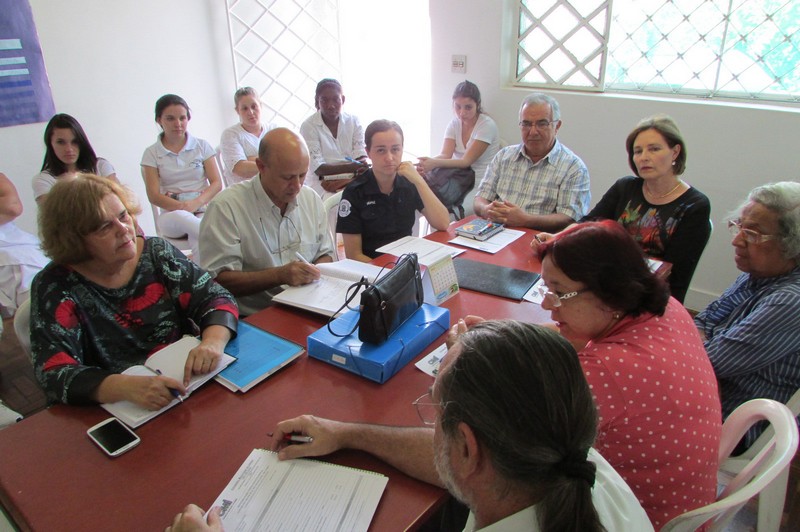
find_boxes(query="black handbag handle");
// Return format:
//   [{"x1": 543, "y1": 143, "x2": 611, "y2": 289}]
[{"x1": 325, "y1": 260, "x2": 396, "y2": 338}]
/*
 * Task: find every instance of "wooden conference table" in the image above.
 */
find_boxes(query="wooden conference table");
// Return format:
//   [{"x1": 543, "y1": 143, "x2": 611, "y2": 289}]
[{"x1": 0, "y1": 221, "x2": 549, "y2": 531}]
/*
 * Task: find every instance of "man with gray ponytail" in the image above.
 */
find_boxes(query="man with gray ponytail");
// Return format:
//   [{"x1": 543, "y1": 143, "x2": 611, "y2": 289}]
[{"x1": 165, "y1": 321, "x2": 651, "y2": 531}]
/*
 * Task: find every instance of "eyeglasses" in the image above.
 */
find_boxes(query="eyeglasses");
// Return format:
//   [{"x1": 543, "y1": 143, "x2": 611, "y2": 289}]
[
  {"x1": 538, "y1": 284, "x2": 586, "y2": 307},
  {"x1": 727, "y1": 219, "x2": 777, "y2": 244},
  {"x1": 261, "y1": 214, "x2": 302, "y2": 258},
  {"x1": 519, "y1": 119, "x2": 557, "y2": 131},
  {"x1": 412, "y1": 392, "x2": 440, "y2": 426}
]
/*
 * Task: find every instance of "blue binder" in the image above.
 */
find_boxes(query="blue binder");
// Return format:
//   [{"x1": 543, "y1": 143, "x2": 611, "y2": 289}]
[{"x1": 307, "y1": 304, "x2": 450, "y2": 383}]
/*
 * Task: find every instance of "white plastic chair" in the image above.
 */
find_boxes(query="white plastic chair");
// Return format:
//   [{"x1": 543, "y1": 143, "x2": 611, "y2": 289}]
[
  {"x1": 718, "y1": 387, "x2": 800, "y2": 531},
  {"x1": 149, "y1": 203, "x2": 193, "y2": 257},
  {"x1": 323, "y1": 191, "x2": 343, "y2": 261},
  {"x1": 661, "y1": 398, "x2": 799, "y2": 532},
  {"x1": 13, "y1": 297, "x2": 31, "y2": 357}
]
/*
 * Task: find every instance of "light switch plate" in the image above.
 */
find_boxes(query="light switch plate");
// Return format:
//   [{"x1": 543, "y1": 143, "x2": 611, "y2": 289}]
[{"x1": 451, "y1": 54, "x2": 466, "y2": 74}]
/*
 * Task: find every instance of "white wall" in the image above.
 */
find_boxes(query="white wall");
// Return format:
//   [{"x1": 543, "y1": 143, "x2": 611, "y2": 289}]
[
  {"x1": 429, "y1": 0, "x2": 800, "y2": 310},
  {"x1": 4, "y1": 0, "x2": 798, "y2": 310},
  {"x1": 1, "y1": 0, "x2": 236, "y2": 236}
]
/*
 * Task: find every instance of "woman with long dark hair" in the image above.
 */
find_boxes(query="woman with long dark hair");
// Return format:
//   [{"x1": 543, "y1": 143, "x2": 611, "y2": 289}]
[{"x1": 33, "y1": 113, "x2": 118, "y2": 204}]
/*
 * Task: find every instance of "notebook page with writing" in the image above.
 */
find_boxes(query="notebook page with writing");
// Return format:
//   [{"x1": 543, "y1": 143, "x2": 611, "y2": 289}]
[
  {"x1": 210, "y1": 449, "x2": 387, "y2": 532},
  {"x1": 317, "y1": 259, "x2": 384, "y2": 283}
]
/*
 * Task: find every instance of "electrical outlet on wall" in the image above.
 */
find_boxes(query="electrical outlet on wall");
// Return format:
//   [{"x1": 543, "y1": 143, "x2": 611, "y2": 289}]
[{"x1": 451, "y1": 54, "x2": 466, "y2": 74}]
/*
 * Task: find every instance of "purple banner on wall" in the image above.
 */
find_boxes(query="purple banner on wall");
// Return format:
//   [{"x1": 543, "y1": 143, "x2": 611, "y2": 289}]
[{"x1": 0, "y1": 0, "x2": 55, "y2": 128}]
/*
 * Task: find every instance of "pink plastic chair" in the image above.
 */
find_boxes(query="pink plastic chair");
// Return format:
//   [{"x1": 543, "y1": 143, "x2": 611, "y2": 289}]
[{"x1": 661, "y1": 398, "x2": 799, "y2": 531}]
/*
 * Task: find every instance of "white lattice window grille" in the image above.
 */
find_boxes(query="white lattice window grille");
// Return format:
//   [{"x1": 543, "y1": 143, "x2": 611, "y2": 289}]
[
  {"x1": 516, "y1": 0, "x2": 611, "y2": 89},
  {"x1": 225, "y1": 0, "x2": 343, "y2": 129},
  {"x1": 515, "y1": 0, "x2": 800, "y2": 103}
]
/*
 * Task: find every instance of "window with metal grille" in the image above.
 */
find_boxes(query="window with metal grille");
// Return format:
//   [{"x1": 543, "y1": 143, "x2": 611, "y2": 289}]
[
  {"x1": 515, "y1": 0, "x2": 800, "y2": 103},
  {"x1": 225, "y1": 0, "x2": 343, "y2": 129}
]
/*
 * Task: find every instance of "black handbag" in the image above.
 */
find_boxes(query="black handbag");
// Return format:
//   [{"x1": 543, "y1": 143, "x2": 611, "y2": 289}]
[{"x1": 327, "y1": 253, "x2": 423, "y2": 344}]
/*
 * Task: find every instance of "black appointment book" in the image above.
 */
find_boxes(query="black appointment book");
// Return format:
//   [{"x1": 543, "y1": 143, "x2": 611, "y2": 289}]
[{"x1": 453, "y1": 258, "x2": 540, "y2": 300}]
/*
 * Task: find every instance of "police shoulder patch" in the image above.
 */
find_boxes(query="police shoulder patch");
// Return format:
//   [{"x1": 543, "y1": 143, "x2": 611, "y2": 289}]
[{"x1": 338, "y1": 199, "x2": 352, "y2": 218}]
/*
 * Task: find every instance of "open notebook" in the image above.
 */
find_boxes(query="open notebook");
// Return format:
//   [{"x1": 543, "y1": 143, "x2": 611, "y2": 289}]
[
  {"x1": 209, "y1": 449, "x2": 387, "y2": 532},
  {"x1": 271, "y1": 259, "x2": 386, "y2": 317},
  {"x1": 101, "y1": 336, "x2": 235, "y2": 428}
]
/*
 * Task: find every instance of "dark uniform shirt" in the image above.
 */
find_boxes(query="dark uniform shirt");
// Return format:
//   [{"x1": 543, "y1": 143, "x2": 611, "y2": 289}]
[{"x1": 336, "y1": 169, "x2": 424, "y2": 258}]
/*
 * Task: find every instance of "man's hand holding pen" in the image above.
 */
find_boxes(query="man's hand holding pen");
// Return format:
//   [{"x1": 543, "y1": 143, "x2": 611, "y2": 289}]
[{"x1": 270, "y1": 415, "x2": 345, "y2": 460}]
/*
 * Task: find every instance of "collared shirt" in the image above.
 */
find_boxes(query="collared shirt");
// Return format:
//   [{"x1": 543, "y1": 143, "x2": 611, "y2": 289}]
[
  {"x1": 335, "y1": 170, "x2": 424, "y2": 258},
  {"x1": 299, "y1": 110, "x2": 367, "y2": 198},
  {"x1": 219, "y1": 122, "x2": 277, "y2": 185},
  {"x1": 461, "y1": 449, "x2": 653, "y2": 531},
  {"x1": 695, "y1": 265, "x2": 800, "y2": 447},
  {"x1": 199, "y1": 178, "x2": 335, "y2": 315},
  {"x1": 476, "y1": 140, "x2": 590, "y2": 221},
  {"x1": 141, "y1": 134, "x2": 215, "y2": 193}
]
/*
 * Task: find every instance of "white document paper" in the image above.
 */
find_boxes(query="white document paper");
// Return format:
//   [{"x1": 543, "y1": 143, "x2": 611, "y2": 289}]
[
  {"x1": 376, "y1": 236, "x2": 464, "y2": 266},
  {"x1": 448, "y1": 228, "x2": 526, "y2": 254},
  {"x1": 415, "y1": 343, "x2": 448, "y2": 377},
  {"x1": 522, "y1": 276, "x2": 546, "y2": 304},
  {"x1": 211, "y1": 449, "x2": 388, "y2": 532},
  {"x1": 272, "y1": 260, "x2": 385, "y2": 317}
]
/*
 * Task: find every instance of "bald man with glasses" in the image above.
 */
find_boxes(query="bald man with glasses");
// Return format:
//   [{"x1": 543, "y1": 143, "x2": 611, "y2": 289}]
[{"x1": 200, "y1": 128, "x2": 335, "y2": 315}]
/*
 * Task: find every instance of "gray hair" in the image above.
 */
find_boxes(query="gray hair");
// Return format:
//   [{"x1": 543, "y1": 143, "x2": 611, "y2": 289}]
[
  {"x1": 734, "y1": 181, "x2": 800, "y2": 260},
  {"x1": 520, "y1": 92, "x2": 561, "y2": 121}
]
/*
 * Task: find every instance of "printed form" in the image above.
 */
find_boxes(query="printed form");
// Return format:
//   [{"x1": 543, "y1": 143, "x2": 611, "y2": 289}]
[{"x1": 210, "y1": 449, "x2": 387, "y2": 532}]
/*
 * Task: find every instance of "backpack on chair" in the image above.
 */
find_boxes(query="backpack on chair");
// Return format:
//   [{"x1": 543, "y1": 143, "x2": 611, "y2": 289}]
[{"x1": 423, "y1": 166, "x2": 476, "y2": 221}]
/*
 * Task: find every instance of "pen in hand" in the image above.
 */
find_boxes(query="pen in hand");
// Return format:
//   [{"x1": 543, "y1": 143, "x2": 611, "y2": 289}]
[
  {"x1": 155, "y1": 369, "x2": 184, "y2": 403},
  {"x1": 295, "y1": 251, "x2": 311, "y2": 264},
  {"x1": 268, "y1": 432, "x2": 314, "y2": 444}
]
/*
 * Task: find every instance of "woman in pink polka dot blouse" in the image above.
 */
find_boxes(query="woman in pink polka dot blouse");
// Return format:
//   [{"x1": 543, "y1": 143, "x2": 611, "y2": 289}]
[{"x1": 536, "y1": 220, "x2": 722, "y2": 528}]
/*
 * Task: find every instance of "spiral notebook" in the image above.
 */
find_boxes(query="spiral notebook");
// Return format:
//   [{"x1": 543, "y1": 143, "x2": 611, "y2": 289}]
[{"x1": 209, "y1": 448, "x2": 387, "y2": 532}]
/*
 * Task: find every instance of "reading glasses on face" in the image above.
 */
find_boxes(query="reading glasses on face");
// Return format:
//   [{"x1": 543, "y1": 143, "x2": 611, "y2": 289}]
[
  {"x1": 727, "y1": 219, "x2": 777, "y2": 244},
  {"x1": 413, "y1": 392, "x2": 440, "y2": 426},
  {"x1": 538, "y1": 285, "x2": 586, "y2": 307},
  {"x1": 519, "y1": 119, "x2": 557, "y2": 130}
]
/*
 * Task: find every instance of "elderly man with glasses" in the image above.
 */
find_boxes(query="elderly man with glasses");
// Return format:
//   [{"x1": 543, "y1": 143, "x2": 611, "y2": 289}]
[
  {"x1": 473, "y1": 92, "x2": 590, "y2": 231},
  {"x1": 695, "y1": 181, "x2": 800, "y2": 451},
  {"x1": 199, "y1": 128, "x2": 335, "y2": 315}
]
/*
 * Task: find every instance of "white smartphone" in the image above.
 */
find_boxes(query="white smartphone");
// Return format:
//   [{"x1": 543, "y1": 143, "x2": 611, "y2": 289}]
[{"x1": 87, "y1": 417, "x2": 141, "y2": 457}]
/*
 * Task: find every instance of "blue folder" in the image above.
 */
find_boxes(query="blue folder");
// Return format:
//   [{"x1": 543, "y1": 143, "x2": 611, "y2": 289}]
[{"x1": 307, "y1": 304, "x2": 450, "y2": 383}]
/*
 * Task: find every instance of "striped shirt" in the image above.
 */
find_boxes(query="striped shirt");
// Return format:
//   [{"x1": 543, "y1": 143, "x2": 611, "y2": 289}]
[
  {"x1": 695, "y1": 265, "x2": 800, "y2": 447},
  {"x1": 475, "y1": 140, "x2": 590, "y2": 221}
]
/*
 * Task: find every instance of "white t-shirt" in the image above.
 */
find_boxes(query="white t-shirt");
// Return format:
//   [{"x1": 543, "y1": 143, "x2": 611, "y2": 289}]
[
  {"x1": 140, "y1": 134, "x2": 215, "y2": 194},
  {"x1": 31, "y1": 158, "x2": 115, "y2": 200},
  {"x1": 219, "y1": 122, "x2": 277, "y2": 185},
  {"x1": 444, "y1": 113, "x2": 500, "y2": 182},
  {"x1": 0, "y1": 222, "x2": 48, "y2": 317}
]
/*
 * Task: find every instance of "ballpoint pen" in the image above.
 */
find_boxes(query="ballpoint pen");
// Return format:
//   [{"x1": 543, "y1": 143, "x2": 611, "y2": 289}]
[
  {"x1": 154, "y1": 369, "x2": 184, "y2": 402},
  {"x1": 268, "y1": 432, "x2": 314, "y2": 444},
  {"x1": 295, "y1": 251, "x2": 312, "y2": 264}
]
